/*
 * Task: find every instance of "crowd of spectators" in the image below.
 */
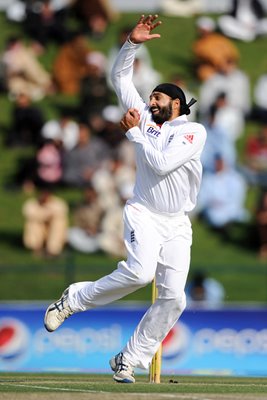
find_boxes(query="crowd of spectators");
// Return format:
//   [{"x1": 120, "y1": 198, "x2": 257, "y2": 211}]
[{"x1": 1, "y1": 0, "x2": 267, "y2": 260}]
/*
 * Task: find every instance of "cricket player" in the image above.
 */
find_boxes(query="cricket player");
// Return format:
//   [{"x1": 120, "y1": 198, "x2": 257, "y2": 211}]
[{"x1": 44, "y1": 15, "x2": 207, "y2": 383}]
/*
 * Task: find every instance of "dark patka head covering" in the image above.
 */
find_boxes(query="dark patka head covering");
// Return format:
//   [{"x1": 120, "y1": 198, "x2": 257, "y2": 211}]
[{"x1": 152, "y1": 83, "x2": 197, "y2": 116}]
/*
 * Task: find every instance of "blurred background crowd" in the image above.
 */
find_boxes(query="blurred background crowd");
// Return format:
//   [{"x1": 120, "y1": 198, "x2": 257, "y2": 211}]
[{"x1": 1, "y1": 0, "x2": 267, "y2": 299}]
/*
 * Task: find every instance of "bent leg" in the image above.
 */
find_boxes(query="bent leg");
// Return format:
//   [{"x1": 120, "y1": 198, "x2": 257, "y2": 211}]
[
  {"x1": 23, "y1": 221, "x2": 46, "y2": 252},
  {"x1": 68, "y1": 202, "x2": 161, "y2": 312}
]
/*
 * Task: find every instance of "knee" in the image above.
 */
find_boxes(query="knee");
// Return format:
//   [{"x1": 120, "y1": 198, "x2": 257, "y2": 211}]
[
  {"x1": 167, "y1": 295, "x2": 187, "y2": 316},
  {"x1": 175, "y1": 294, "x2": 187, "y2": 313},
  {"x1": 118, "y1": 261, "x2": 154, "y2": 288},
  {"x1": 159, "y1": 292, "x2": 187, "y2": 314},
  {"x1": 134, "y1": 272, "x2": 154, "y2": 288}
]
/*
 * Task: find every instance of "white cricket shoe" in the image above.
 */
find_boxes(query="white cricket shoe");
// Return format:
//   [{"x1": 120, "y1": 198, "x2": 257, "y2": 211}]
[
  {"x1": 109, "y1": 352, "x2": 135, "y2": 383},
  {"x1": 44, "y1": 288, "x2": 74, "y2": 332}
]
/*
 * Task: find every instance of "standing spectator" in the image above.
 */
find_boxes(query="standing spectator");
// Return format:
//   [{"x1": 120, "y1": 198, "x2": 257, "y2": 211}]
[
  {"x1": 22, "y1": 188, "x2": 69, "y2": 257},
  {"x1": 192, "y1": 16, "x2": 240, "y2": 82},
  {"x1": 218, "y1": 0, "x2": 267, "y2": 42}
]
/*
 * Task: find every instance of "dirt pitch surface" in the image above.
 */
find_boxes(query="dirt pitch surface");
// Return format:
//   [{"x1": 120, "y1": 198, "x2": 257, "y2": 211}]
[{"x1": 0, "y1": 374, "x2": 267, "y2": 400}]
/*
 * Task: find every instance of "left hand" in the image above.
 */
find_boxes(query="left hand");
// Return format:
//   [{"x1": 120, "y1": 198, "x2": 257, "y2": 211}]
[
  {"x1": 129, "y1": 14, "x2": 162, "y2": 44},
  {"x1": 120, "y1": 108, "x2": 140, "y2": 132}
]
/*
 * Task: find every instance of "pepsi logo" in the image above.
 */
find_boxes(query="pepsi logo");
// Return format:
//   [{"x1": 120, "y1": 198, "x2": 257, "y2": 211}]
[
  {"x1": 0, "y1": 318, "x2": 30, "y2": 363},
  {"x1": 162, "y1": 321, "x2": 191, "y2": 361}
]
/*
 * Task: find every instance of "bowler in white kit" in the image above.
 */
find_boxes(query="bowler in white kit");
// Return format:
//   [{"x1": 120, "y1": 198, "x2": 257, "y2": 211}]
[{"x1": 44, "y1": 15, "x2": 207, "y2": 383}]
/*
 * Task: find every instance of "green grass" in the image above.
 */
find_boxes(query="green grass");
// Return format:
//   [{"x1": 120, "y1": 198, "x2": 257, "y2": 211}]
[
  {"x1": 0, "y1": 373, "x2": 267, "y2": 396},
  {"x1": 1, "y1": 12, "x2": 267, "y2": 302}
]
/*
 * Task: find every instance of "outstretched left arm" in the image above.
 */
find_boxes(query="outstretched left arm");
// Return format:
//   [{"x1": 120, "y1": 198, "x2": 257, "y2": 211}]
[
  {"x1": 111, "y1": 15, "x2": 162, "y2": 112},
  {"x1": 129, "y1": 14, "x2": 162, "y2": 44}
]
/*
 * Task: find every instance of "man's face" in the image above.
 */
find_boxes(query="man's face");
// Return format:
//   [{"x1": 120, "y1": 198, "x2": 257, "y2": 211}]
[{"x1": 149, "y1": 92, "x2": 174, "y2": 124}]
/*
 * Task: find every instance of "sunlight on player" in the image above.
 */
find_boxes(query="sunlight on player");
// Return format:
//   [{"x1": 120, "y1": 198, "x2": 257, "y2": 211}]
[{"x1": 44, "y1": 14, "x2": 207, "y2": 384}]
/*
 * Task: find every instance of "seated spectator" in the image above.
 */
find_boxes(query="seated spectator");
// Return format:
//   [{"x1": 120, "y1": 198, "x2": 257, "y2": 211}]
[
  {"x1": 255, "y1": 188, "x2": 267, "y2": 259},
  {"x1": 35, "y1": 138, "x2": 63, "y2": 188},
  {"x1": 6, "y1": 0, "x2": 74, "y2": 24},
  {"x1": 62, "y1": 122, "x2": 111, "y2": 187},
  {"x1": 10, "y1": 138, "x2": 63, "y2": 193},
  {"x1": 91, "y1": 166, "x2": 120, "y2": 211},
  {"x1": 192, "y1": 16, "x2": 240, "y2": 82},
  {"x1": 98, "y1": 197, "x2": 126, "y2": 259},
  {"x1": 160, "y1": 0, "x2": 203, "y2": 17},
  {"x1": 0, "y1": 36, "x2": 53, "y2": 101},
  {"x1": 41, "y1": 113, "x2": 79, "y2": 151},
  {"x1": 22, "y1": 188, "x2": 68, "y2": 257},
  {"x1": 212, "y1": 92, "x2": 245, "y2": 143},
  {"x1": 170, "y1": 74, "x2": 199, "y2": 122},
  {"x1": 98, "y1": 175, "x2": 133, "y2": 259},
  {"x1": 201, "y1": 104, "x2": 236, "y2": 173},
  {"x1": 218, "y1": 0, "x2": 267, "y2": 42},
  {"x1": 199, "y1": 57, "x2": 251, "y2": 119},
  {"x1": 197, "y1": 154, "x2": 249, "y2": 231},
  {"x1": 6, "y1": 92, "x2": 44, "y2": 147},
  {"x1": 186, "y1": 270, "x2": 225, "y2": 306},
  {"x1": 78, "y1": 53, "x2": 112, "y2": 122},
  {"x1": 72, "y1": 0, "x2": 119, "y2": 39},
  {"x1": 68, "y1": 181, "x2": 129, "y2": 258},
  {"x1": 241, "y1": 124, "x2": 267, "y2": 187},
  {"x1": 52, "y1": 31, "x2": 105, "y2": 95},
  {"x1": 251, "y1": 71, "x2": 267, "y2": 123},
  {"x1": 98, "y1": 105, "x2": 125, "y2": 158},
  {"x1": 67, "y1": 184, "x2": 105, "y2": 253},
  {"x1": 23, "y1": 0, "x2": 71, "y2": 47}
]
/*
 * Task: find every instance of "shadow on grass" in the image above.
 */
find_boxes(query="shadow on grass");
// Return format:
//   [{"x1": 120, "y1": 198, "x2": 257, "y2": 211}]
[
  {"x1": 0, "y1": 230, "x2": 23, "y2": 249},
  {"x1": 198, "y1": 218, "x2": 259, "y2": 252}
]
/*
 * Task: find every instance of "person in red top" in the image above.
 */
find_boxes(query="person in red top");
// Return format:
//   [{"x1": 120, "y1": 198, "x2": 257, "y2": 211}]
[{"x1": 243, "y1": 125, "x2": 267, "y2": 187}]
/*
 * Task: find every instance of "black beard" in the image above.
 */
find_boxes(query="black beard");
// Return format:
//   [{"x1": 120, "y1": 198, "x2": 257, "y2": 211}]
[{"x1": 150, "y1": 102, "x2": 173, "y2": 124}]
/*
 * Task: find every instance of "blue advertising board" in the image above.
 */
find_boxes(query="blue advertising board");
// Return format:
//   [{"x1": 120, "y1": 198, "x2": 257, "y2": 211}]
[{"x1": 0, "y1": 303, "x2": 266, "y2": 376}]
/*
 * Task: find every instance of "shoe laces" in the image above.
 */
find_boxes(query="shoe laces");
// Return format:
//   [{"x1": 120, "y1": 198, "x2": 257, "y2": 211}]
[
  {"x1": 115, "y1": 353, "x2": 134, "y2": 375},
  {"x1": 54, "y1": 291, "x2": 73, "y2": 322}
]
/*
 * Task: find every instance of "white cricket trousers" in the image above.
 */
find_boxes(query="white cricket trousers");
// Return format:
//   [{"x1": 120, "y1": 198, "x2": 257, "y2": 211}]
[{"x1": 68, "y1": 200, "x2": 192, "y2": 369}]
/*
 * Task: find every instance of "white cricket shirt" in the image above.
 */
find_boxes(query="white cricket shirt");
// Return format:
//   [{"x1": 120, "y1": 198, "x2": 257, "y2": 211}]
[{"x1": 111, "y1": 40, "x2": 207, "y2": 216}]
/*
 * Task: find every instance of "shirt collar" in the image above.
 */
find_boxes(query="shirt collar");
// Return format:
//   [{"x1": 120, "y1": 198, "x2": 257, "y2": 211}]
[{"x1": 165, "y1": 115, "x2": 188, "y2": 125}]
